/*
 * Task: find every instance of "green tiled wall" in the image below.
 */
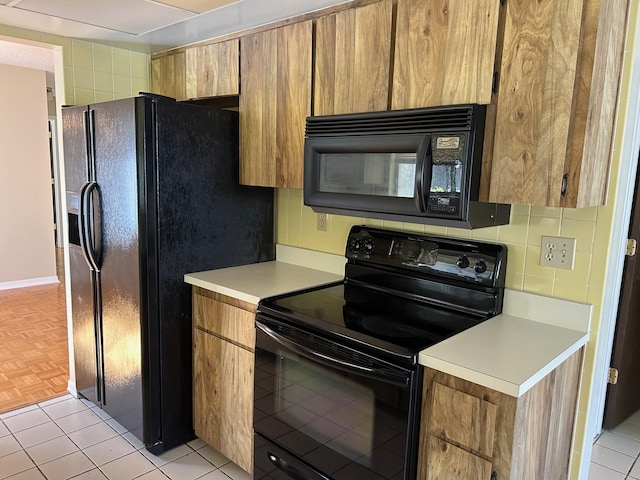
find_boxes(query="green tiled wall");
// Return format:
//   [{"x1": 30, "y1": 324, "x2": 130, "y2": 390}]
[{"x1": 0, "y1": 25, "x2": 149, "y2": 104}]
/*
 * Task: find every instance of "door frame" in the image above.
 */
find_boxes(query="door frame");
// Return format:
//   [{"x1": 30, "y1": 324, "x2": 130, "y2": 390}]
[{"x1": 583, "y1": 4, "x2": 640, "y2": 478}]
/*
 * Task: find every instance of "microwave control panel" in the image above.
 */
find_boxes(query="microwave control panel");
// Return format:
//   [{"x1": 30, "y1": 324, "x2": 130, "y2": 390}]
[{"x1": 427, "y1": 133, "x2": 469, "y2": 217}]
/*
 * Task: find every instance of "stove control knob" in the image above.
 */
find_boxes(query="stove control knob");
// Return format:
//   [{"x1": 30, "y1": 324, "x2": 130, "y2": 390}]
[
  {"x1": 456, "y1": 255, "x2": 470, "y2": 269},
  {"x1": 474, "y1": 260, "x2": 487, "y2": 274},
  {"x1": 349, "y1": 239, "x2": 362, "y2": 253},
  {"x1": 363, "y1": 239, "x2": 375, "y2": 254}
]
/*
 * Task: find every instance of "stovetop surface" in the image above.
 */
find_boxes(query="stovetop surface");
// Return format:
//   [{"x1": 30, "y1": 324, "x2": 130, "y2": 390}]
[{"x1": 259, "y1": 281, "x2": 489, "y2": 364}]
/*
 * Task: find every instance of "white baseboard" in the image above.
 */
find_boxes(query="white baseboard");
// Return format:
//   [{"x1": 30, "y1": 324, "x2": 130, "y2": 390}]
[
  {"x1": 67, "y1": 380, "x2": 77, "y2": 398},
  {"x1": 0, "y1": 276, "x2": 59, "y2": 291}
]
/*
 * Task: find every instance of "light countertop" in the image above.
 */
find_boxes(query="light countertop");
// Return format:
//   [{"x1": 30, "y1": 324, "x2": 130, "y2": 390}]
[
  {"x1": 418, "y1": 289, "x2": 591, "y2": 397},
  {"x1": 184, "y1": 260, "x2": 343, "y2": 305},
  {"x1": 185, "y1": 245, "x2": 591, "y2": 399}
]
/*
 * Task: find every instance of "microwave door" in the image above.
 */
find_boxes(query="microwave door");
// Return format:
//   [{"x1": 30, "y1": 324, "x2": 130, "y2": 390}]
[
  {"x1": 414, "y1": 135, "x2": 432, "y2": 212},
  {"x1": 304, "y1": 134, "x2": 430, "y2": 216}
]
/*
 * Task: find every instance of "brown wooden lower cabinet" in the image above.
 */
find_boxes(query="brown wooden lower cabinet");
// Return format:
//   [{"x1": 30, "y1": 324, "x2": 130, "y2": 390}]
[
  {"x1": 192, "y1": 287, "x2": 256, "y2": 474},
  {"x1": 418, "y1": 349, "x2": 583, "y2": 480}
]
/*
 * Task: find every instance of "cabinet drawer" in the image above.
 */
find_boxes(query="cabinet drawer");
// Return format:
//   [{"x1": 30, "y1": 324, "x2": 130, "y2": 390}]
[
  {"x1": 425, "y1": 435, "x2": 493, "y2": 480},
  {"x1": 429, "y1": 382, "x2": 497, "y2": 457},
  {"x1": 193, "y1": 293, "x2": 255, "y2": 350}
]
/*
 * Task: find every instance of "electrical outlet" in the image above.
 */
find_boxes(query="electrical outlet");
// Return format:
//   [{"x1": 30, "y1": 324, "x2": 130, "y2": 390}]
[
  {"x1": 539, "y1": 236, "x2": 576, "y2": 269},
  {"x1": 317, "y1": 213, "x2": 328, "y2": 232}
]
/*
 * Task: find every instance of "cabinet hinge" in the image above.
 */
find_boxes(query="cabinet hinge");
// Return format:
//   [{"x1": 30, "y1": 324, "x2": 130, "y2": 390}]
[
  {"x1": 608, "y1": 367, "x2": 619, "y2": 385},
  {"x1": 626, "y1": 238, "x2": 637, "y2": 257}
]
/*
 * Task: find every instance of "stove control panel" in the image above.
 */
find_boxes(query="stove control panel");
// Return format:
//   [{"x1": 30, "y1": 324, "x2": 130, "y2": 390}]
[{"x1": 346, "y1": 225, "x2": 507, "y2": 287}]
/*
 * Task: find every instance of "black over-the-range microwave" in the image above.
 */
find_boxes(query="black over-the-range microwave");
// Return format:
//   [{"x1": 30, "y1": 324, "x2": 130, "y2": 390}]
[{"x1": 303, "y1": 104, "x2": 511, "y2": 229}]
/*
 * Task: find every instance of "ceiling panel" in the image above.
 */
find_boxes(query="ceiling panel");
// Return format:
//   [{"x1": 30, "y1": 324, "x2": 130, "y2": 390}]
[
  {"x1": 13, "y1": 0, "x2": 196, "y2": 35},
  {"x1": 0, "y1": 0, "x2": 349, "y2": 52},
  {"x1": 156, "y1": 0, "x2": 239, "y2": 15}
]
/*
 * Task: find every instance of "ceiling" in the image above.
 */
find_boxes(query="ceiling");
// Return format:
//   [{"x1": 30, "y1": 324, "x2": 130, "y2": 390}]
[{"x1": 0, "y1": 0, "x2": 348, "y2": 53}]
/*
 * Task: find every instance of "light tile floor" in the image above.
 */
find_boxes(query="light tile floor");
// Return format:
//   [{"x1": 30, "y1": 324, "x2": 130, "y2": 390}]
[
  {"x1": 0, "y1": 394, "x2": 251, "y2": 480},
  {"x1": 589, "y1": 409, "x2": 640, "y2": 479}
]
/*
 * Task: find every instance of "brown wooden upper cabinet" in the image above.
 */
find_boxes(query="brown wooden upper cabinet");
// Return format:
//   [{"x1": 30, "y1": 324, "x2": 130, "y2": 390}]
[
  {"x1": 487, "y1": 0, "x2": 628, "y2": 207},
  {"x1": 392, "y1": 0, "x2": 501, "y2": 109},
  {"x1": 151, "y1": 51, "x2": 187, "y2": 101},
  {"x1": 314, "y1": 0, "x2": 392, "y2": 115},
  {"x1": 239, "y1": 21, "x2": 312, "y2": 188},
  {"x1": 185, "y1": 40, "x2": 240, "y2": 99}
]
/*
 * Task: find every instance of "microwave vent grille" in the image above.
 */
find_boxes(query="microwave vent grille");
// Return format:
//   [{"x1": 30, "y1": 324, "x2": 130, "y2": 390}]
[{"x1": 306, "y1": 105, "x2": 482, "y2": 137}]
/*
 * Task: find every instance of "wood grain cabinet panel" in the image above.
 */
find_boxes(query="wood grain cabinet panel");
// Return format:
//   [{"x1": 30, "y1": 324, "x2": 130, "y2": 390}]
[
  {"x1": 430, "y1": 382, "x2": 497, "y2": 458},
  {"x1": 193, "y1": 290, "x2": 255, "y2": 349},
  {"x1": 239, "y1": 21, "x2": 312, "y2": 188},
  {"x1": 314, "y1": 0, "x2": 392, "y2": 115},
  {"x1": 192, "y1": 289, "x2": 256, "y2": 474},
  {"x1": 392, "y1": 0, "x2": 501, "y2": 109},
  {"x1": 185, "y1": 40, "x2": 239, "y2": 99},
  {"x1": 193, "y1": 329, "x2": 253, "y2": 473},
  {"x1": 425, "y1": 436, "x2": 493, "y2": 480},
  {"x1": 151, "y1": 52, "x2": 187, "y2": 101},
  {"x1": 487, "y1": 0, "x2": 628, "y2": 207}
]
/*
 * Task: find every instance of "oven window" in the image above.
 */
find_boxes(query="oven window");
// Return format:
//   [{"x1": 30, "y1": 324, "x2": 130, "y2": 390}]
[
  {"x1": 318, "y1": 153, "x2": 416, "y2": 198},
  {"x1": 254, "y1": 330, "x2": 412, "y2": 480}
]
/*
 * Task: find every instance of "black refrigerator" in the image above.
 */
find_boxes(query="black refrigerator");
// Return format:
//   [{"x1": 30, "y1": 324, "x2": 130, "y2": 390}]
[{"x1": 63, "y1": 94, "x2": 274, "y2": 453}]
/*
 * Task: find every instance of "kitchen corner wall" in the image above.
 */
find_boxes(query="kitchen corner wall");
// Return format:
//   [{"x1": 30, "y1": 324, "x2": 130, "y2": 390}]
[
  {"x1": 0, "y1": 25, "x2": 150, "y2": 105},
  {"x1": 276, "y1": 4, "x2": 639, "y2": 476}
]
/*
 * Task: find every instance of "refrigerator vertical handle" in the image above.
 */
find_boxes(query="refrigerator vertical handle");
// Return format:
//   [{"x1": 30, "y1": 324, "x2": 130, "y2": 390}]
[
  {"x1": 79, "y1": 181, "x2": 102, "y2": 272},
  {"x1": 83, "y1": 109, "x2": 97, "y2": 181}
]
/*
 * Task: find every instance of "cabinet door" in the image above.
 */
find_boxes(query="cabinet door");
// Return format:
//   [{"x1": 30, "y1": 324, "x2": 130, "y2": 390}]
[
  {"x1": 392, "y1": 0, "x2": 501, "y2": 109},
  {"x1": 424, "y1": 436, "x2": 493, "y2": 480},
  {"x1": 185, "y1": 40, "x2": 239, "y2": 99},
  {"x1": 151, "y1": 52, "x2": 186, "y2": 101},
  {"x1": 193, "y1": 329, "x2": 254, "y2": 473},
  {"x1": 487, "y1": 0, "x2": 626, "y2": 207},
  {"x1": 418, "y1": 368, "x2": 517, "y2": 480},
  {"x1": 240, "y1": 21, "x2": 312, "y2": 188},
  {"x1": 429, "y1": 382, "x2": 497, "y2": 458},
  {"x1": 314, "y1": 0, "x2": 392, "y2": 115}
]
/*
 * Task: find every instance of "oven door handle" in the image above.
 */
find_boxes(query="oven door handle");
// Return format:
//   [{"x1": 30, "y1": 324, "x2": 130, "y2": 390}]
[
  {"x1": 267, "y1": 451, "x2": 330, "y2": 480},
  {"x1": 256, "y1": 321, "x2": 410, "y2": 387}
]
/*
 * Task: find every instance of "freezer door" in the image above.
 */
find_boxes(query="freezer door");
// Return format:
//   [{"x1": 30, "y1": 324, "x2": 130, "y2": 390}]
[
  {"x1": 90, "y1": 98, "x2": 145, "y2": 439},
  {"x1": 63, "y1": 105, "x2": 102, "y2": 406}
]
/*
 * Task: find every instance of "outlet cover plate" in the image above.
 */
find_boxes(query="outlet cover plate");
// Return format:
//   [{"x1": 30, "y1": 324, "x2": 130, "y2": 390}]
[
  {"x1": 317, "y1": 213, "x2": 328, "y2": 232},
  {"x1": 539, "y1": 235, "x2": 576, "y2": 269}
]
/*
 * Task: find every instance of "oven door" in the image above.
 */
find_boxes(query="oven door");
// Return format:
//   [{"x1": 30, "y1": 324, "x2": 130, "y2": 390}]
[{"x1": 254, "y1": 315, "x2": 421, "y2": 480}]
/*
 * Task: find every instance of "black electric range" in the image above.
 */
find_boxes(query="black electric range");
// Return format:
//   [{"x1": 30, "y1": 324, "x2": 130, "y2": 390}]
[{"x1": 253, "y1": 226, "x2": 507, "y2": 480}]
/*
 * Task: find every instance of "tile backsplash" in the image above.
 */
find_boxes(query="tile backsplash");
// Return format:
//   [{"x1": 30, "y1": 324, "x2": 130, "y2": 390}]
[{"x1": 276, "y1": 188, "x2": 611, "y2": 308}]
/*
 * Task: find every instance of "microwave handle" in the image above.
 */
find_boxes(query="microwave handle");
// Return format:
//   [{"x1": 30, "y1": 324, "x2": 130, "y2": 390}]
[{"x1": 414, "y1": 135, "x2": 433, "y2": 212}]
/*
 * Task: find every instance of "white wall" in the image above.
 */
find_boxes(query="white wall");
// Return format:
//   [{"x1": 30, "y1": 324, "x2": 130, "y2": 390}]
[{"x1": 0, "y1": 63, "x2": 57, "y2": 287}]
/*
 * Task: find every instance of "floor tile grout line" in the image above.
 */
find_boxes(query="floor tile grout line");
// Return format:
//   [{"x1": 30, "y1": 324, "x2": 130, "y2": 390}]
[
  {"x1": 7, "y1": 407, "x2": 230, "y2": 479},
  {"x1": 0, "y1": 395, "x2": 250, "y2": 480}
]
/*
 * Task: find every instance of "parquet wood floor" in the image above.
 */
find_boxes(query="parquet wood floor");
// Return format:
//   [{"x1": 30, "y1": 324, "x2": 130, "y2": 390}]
[{"x1": 0, "y1": 249, "x2": 69, "y2": 413}]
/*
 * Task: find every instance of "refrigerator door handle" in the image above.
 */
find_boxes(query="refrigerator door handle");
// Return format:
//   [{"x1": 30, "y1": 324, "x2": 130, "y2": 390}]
[
  {"x1": 79, "y1": 181, "x2": 102, "y2": 272},
  {"x1": 83, "y1": 109, "x2": 97, "y2": 181}
]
